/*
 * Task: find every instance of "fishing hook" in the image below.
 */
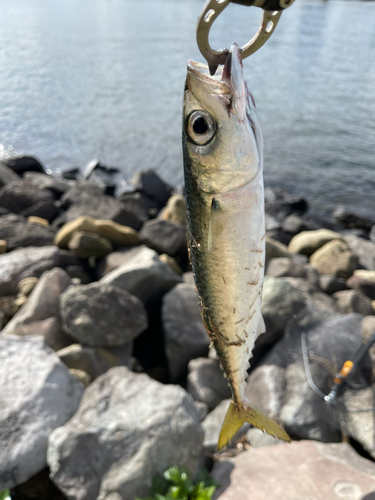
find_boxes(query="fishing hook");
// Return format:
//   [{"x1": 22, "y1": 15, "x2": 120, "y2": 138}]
[{"x1": 196, "y1": 0, "x2": 294, "y2": 75}]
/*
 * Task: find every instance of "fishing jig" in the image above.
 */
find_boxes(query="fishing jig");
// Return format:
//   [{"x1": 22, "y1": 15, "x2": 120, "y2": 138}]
[{"x1": 196, "y1": 0, "x2": 294, "y2": 75}]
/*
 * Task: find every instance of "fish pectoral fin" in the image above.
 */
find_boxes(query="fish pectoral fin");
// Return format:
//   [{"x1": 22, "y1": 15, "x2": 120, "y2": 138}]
[
  {"x1": 218, "y1": 400, "x2": 290, "y2": 451},
  {"x1": 207, "y1": 198, "x2": 224, "y2": 252}
]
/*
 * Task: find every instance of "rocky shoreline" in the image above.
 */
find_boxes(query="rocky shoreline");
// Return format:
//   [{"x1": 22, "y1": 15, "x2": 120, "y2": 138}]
[{"x1": 0, "y1": 155, "x2": 375, "y2": 499}]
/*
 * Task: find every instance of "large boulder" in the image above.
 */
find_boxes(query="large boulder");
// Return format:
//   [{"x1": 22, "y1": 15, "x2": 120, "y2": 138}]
[
  {"x1": 187, "y1": 358, "x2": 231, "y2": 410},
  {"x1": 334, "y1": 205, "x2": 375, "y2": 231},
  {"x1": 259, "y1": 276, "x2": 307, "y2": 347},
  {"x1": 0, "y1": 162, "x2": 20, "y2": 188},
  {"x1": 117, "y1": 191, "x2": 157, "y2": 230},
  {"x1": 67, "y1": 231, "x2": 113, "y2": 259},
  {"x1": 343, "y1": 234, "x2": 375, "y2": 271},
  {"x1": 0, "y1": 246, "x2": 78, "y2": 296},
  {"x1": 0, "y1": 180, "x2": 54, "y2": 214},
  {"x1": 47, "y1": 367, "x2": 203, "y2": 500},
  {"x1": 23, "y1": 172, "x2": 73, "y2": 198},
  {"x1": 265, "y1": 257, "x2": 317, "y2": 280},
  {"x1": 0, "y1": 213, "x2": 56, "y2": 251},
  {"x1": 201, "y1": 400, "x2": 231, "y2": 453},
  {"x1": 162, "y1": 283, "x2": 210, "y2": 382},
  {"x1": 96, "y1": 245, "x2": 145, "y2": 277},
  {"x1": 2, "y1": 268, "x2": 72, "y2": 351},
  {"x1": 60, "y1": 282, "x2": 148, "y2": 346},
  {"x1": 100, "y1": 246, "x2": 182, "y2": 305},
  {"x1": 288, "y1": 229, "x2": 343, "y2": 256},
  {"x1": 0, "y1": 335, "x2": 84, "y2": 491},
  {"x1": 212, "y1": 441, "x2": 375, "y2": 500},
  {"x1": 310, "y1": 239, "x2": 358, "y2": 279},
  {"x1": 139, "y1": 219, "x2": 187, "y2": 256}
]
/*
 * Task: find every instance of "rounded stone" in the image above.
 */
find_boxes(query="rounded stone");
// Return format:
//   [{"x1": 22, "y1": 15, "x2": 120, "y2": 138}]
[
  {"x1": 310, "y1": 239, "x2": 358, "y2": 279},
  {"x1": 60, "y1": 282, "x2": 148, "y2": 346}
]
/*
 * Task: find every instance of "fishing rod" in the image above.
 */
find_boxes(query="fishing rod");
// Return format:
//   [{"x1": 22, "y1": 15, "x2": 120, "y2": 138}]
[
  {"x1": 196, "y1": 0, "x2": 295, "y2": 75},
  {"x1": 302, "y1": 330, "x2": 375, "y2": 413}
]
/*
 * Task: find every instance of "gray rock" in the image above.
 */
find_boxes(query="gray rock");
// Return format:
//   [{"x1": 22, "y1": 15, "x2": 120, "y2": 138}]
[
  {"x1": 19, "y1": 200, "x2": 60, "y2": 223},
  {"x1": 265, "y1": 257, "x2": 317, "y2": 280},
  {"x1": 2, "y1": 155, "x2": 45, "y2": 175},
  {"x1": 100, "y1": 246, "x2": 182, "y2": 305},
  {"x1": 333, "y1": 289, "x2": 374, "y2": 316},
  {"x1": 0, "y1": 246, "x2": 78, "y2": 296},
  {"x1": 2, "y1": 268, "x2": 72, "y2": 351},
  {"x1": 334, "y1": 205, "x2": 375, "y2": 232},
  {"x1": 57, "y1": 343, "x2": 132, "y2": 380},
  {"x1": 139, "y1": 219, "x2": 187, "y2": 256},
  {"x1": 60, "y1": 282, "x2": 148, "y2": 346},
  {"x1": 131, "y1": 169, "x2": 172, "y2": 205},
  {"x1": 281, "y1": 213, "x2": 319, "y2": 234},
  {"x1": 211, "y1": 441, "x2": 375, "y2": 500},
  {"x1": 0, "y1": 214, "x2": 56, "y2": 251},
  {"x1": 245, "y1": 364, "x2": 286, "y2": 417},
  {"x1": 193, "y1": 401, "x2": 209, "y2": 422},
  {"x1": 187, "y1": 358, "x2": 231, "y2": 410},
  {"x1": 343, "y1": 234, "x2": 375, "y2": 270},
  {"x1": 319, "y1": 274, "x2": 347, "y2": 294},
  {"x1": 245, "y1": 428, "x2": 284, "y2": 448},
  {"x1": 162, "y1": 283, "x2": 210, "y2": 382},
  {"x1": 343, "y1": 387, "x2": 375, "y2": 458},
  {"x1": 259, "y1": 276, "x2": 307, "y2": 346},
  {"x1": 202, "y1": 400, "x2": 231, "y2": 453},
  {"x1": 23, "y1": 172, "x2": 73, "y2": 198},
  {"x1": 0, "y1": 162, "x2": 20, "y2": 188},
  {"x1": 0, "y1": 335, "x2": 84, "y2": 490},
  {"x1": 96, "y1": 245, "x2": 144, "y2": 277},
  {"x1": 265, "y1": 236, "x2": 292, "y2": 260},
  {"x1": 47, "y1": 367, "x2": 203, "y2": 500},
  {"x1": 370, "y1": 225, "x2": 375, "y2": 243},
  {"x1": 0, "y1": 180, "x2": 54, "y2": 214},
  {"x1": 346, "y1": 274, "x2": 375, "y2": 300},
  {"x1": 362, "y1": 316, "x2": 375, "y2": 341},
  {"x1": 54, "y1": 182, "x2": 143, "y2": 229},
  {"x1": 310, "y1": 239, "x2": 358, "y2": 279},
  {"x1": 288, "y1": 229, "x2": 343, "y2": 256},
  {"x1": 284, "y1": 276, "x2": 340, "y2": 313},
  {"x1": 68, "y1": 231, "x2": 113, "y2": 259},
  {"x1": 117, "y1": 191, "x2": 156, "y2": 230},
  {"x1": 182, "y1": 272, "x2": 195, "y2": 285},
  {"x1": 265, "y1": 213, "x2": 280, "y2": 232}
]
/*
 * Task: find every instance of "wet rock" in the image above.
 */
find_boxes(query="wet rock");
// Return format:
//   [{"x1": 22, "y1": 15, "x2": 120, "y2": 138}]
[
  {"x1": 0, "y1": 214, "x2": 56, "y2": 251},
  {"x1": 211, "y1": 441, "x2": 375, "y2": 500},
  {"x1": 0, "y1": 335, "x2": 84, "y2": 491},
  {"x1": 131, "y1": 168, "x2": 172, "y2": 206},
  {"x1": 265, "y1": 188, "x2": 308, "y2": 221},
  {"x1": 23, "y1": 172, "x2": 73, "y2": 198},
  {"x1": 187, "y1": 358, "x2": 231, "y2": 410},
  {"x1": 82, "y1": 159, "x2": 119, "y2": 195},
  {"x1": 0, "y1": 246, "x2": 78, "y2": 296},
  {"x1": 310, "y1": 239, "x2": 358, "y2": 279},
  {"x1": 319, "y1": 274, "x2": 347, "y2": 295},
  {"x1": 47, "y1": 367, "x2": 203, "y2": 500},
  {"x1": 20, "y1": 200, "x2": 60, "y2": 223},
  {"x1": 100, "y1": 246, "x2": 182, "y2": 305},
  {"x1": 55, "y1": 215, "x2": 140, "y2": 249},
  {"x1": 343, "y1": 234, "x2": 375, "y2": 270},
  {"x1": 334, "y1": 205, "x2": 375, "y2": 231},
  {"x1": 265, "y1": 236, "x2": 292, "y2": 260},
  {"x1": 333, "y1": 289, "x2": 374, "y2": 316},
  {"x1": 201, "y1": 400, "x2": 231, "y2": 453},
  {"x1": 265, "y1": 257, "x2": 317, "y2": 279},
  {"x1": 0, "y1": 162, "x2": 20, "y2": 187},
  {"x1": 288, "y1": 229, "x2": 343, "y2": 256},
  {"x1": 162, "y1": 283, "x2": 210, "y2": 382},
  {"x1": 57, "y1": 342, "x2": 132, "y2": 380},
  {"x1": 259, "y1": 276, "x2": 307, "y2": 347},
  {"x1": 245, "y1": 364, "x2": 286, "y2": 417},
  {"x1": 68, "y1": 231, "x2": 113, "y2": 258},
  {"x1": 2, "y1": 268, "x2": 73, "y2": 351},
  {"x1": 139, "y1": 219, "x2": 187, "y2": 256},
  {"x1": 346, "y1": 274, "x2": 375, "y2": 300},
  {"x1": 0, "y1": 180, "x2": 54, "y2": 215},
  {"x1": 160, "y1": 194, "x2": 186, "y2": 226},
  {"x1": 60, "y1": 282, "x2": 148, "y2": 346},
  {"x1": 2, "y1": 155, "x2": 45, "y2": 175},
  {"x1": 61, "y1": 167, "x2": 82, "y2": 180}
]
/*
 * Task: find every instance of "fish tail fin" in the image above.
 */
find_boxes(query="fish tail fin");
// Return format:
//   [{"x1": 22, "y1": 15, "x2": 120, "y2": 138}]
[{"x1": 218, "y1": 400, "x2": 290, "y2": 450}]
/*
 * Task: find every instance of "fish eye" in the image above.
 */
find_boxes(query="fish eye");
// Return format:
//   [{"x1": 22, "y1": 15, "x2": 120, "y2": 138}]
[{"x1": 187, "y1": 111, "x2": 216, "y2": 146}]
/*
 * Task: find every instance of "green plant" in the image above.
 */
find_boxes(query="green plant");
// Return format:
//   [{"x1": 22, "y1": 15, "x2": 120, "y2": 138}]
[
  {"x1": 0, "y1": 490, "x2": 11, "y2": 500},
  {"x1": 136, "y1": 465, "x2": 218, "y2": 500}
]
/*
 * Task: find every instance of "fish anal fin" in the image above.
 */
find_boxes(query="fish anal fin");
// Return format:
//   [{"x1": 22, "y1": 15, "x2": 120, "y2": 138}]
[{"x1": 218, "y1": 400, "x2": 290, "y2": 451}]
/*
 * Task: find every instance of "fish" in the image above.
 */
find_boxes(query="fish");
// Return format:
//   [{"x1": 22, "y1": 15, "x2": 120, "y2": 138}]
[{"x1": 182, "y1": 43, "x2": 290, "y2": 450}]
